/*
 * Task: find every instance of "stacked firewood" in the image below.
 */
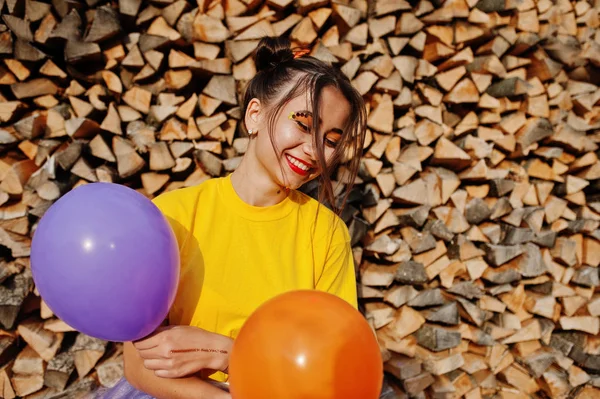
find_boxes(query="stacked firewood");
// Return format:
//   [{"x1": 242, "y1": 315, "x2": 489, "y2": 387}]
[{"x1": 0, "y1": 0, "x2": 599, "y2": 397}]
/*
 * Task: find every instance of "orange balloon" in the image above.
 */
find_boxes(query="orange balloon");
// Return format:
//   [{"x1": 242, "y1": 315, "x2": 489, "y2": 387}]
[{"x1": 228, "y1": 290, "x2": 383, "y2": 399}]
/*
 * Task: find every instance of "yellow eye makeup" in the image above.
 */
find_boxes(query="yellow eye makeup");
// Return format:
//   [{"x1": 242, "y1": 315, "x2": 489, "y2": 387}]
[
  {"x1": 326, "y1": 132, "x2": 341, "y2": 142},
  {"x1": 289, "y1": 111, "x2": 309, "y2": 119},
  {"x1": 289, "y1": 111, "x2": 311, "y2": 123},
  {"x1": 324, "y1": 132, "x2": 341, "y2": 148},
  {"x1": 289, "y1": 110, "x2": 312, "y2": 133},
  {"x1": 289, "y1": 110, "x2": 342, "y2": 148}
]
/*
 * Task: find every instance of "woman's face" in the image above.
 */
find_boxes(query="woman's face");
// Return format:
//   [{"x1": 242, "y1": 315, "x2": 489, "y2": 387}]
[{"x1": 247, "y1": 86, "x2": 351, "y2": 190}]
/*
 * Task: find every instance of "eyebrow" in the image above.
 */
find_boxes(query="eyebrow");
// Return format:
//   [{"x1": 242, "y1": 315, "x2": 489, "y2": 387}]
[{"x1": 295, "y1": 110, "x2": 344, "y2": 134}]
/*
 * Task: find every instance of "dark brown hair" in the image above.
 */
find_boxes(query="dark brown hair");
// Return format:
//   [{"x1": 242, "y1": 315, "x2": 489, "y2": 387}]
[{"x1": 241, "y1": 37, "x2": 366, "y2": 214}]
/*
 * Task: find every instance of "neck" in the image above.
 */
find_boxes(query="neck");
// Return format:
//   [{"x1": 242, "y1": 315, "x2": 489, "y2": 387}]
[{"x1": 230, "y1": 153, "x2": 288, "y2": 207}]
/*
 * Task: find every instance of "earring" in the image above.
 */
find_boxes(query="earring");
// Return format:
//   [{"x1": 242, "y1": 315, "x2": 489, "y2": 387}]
[{"x1": 248, "y1": 129, "x2": 256, "y2": 136}]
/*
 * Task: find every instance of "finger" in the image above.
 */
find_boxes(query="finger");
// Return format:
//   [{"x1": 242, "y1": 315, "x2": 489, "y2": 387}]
[
  {"x1": 134, "y1": 324, "x2": 178, "y2": 348},
  {"x1": 143, "y1": 358, "x2": 174, "y2": 371},
  {"x1": 154, "y1": 363, "x2": 194, "y2": 379},
  {"x1": 133, "y1": 333, "x2": 162, "y2": 350},
  {"x1": 154, "y1": 369, "x2": 181, "y2": 378},
  {"x1": 137, "y1": 346, "x2": 169, "y2": 360}
]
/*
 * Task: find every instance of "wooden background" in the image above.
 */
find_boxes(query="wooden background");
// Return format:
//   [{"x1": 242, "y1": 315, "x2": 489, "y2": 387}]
[{"x1": 1, "y1": 0, "x2": 600, "y2": 397}]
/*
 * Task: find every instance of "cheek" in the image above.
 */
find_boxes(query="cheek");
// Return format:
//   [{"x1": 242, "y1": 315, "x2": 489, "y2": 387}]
[
  {"x1": 270, "y1": 126, "x2": 301, "y2": 154},
  {"x1": 255, "y1": 128, "x2": 295, "y2": 163},
  {"x1": 324, "y1": 147, "x2": 336, "y2": 164},
  {"x1": 257, "y1": 134, "x2": 274, "y2": 154}
]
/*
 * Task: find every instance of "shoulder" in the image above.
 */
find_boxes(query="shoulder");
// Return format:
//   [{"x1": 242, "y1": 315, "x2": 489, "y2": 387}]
[
  {"x1": 152, "y1": 178, "x2": 221, "y2": 216},
  {"x1": 292, "y1": 190, "x2": 350, "y2": 245}
]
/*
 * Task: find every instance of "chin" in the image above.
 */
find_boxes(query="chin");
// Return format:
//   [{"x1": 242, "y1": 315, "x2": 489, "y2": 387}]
[
  {"x1": 276, "y1": 174, "x2": 304, "y2": 190},
  {"x1": 289, "y1": 175, "x2": 321, "y2": 191},
  {"x1": 273, "y1": 162, "x2": 319, "y2": 190}
]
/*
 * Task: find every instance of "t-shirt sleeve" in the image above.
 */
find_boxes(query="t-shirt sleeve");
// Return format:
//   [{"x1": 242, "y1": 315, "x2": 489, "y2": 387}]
[
  {"x1": 150, "y1": 191, "x2": 191, "y2": 326},
  {"x1": 151, "y1": 192, "x2": 189, "y2": 251},
  {"x1": 315, "y1": 219, "x2": 358, "y2": 309}
]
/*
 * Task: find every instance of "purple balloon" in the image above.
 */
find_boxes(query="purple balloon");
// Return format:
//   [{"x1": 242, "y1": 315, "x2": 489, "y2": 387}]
[{"x1": 31, "y1": 183, "x2": 179, "y2": 342}]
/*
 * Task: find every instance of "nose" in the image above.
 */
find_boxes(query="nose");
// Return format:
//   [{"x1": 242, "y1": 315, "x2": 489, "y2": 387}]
[{"x1": 301, "y1": 139, "x2": 317, "y2": 162}]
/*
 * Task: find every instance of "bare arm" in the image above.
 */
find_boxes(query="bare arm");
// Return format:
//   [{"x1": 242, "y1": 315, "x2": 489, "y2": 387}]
[{"x1": 123, "y1": 341, "x2": 231, "y2": 399}]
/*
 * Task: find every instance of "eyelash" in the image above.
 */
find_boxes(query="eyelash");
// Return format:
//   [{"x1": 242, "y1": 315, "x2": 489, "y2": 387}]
[
  {"x1": 294, "y1": 120, "x2": 309, "y2": 132},
  {"x1": 294, "y1": 120, "x2": 338, "y2": 148}
]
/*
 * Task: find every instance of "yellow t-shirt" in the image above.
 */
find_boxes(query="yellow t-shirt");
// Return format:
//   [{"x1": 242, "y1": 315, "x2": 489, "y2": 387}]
[{"x1": 151, "y1": 174, "x2": 358, "y2": 382}]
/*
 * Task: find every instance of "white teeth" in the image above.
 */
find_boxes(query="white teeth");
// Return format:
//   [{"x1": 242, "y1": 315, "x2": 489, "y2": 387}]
[{"x1": 286, "y1": 155, "x2": 310, "y2": 172}]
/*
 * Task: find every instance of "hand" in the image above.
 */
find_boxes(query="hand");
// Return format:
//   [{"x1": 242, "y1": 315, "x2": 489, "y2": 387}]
[{"x1": 133, "y1": 325, "x2": 233, "y2": 378}]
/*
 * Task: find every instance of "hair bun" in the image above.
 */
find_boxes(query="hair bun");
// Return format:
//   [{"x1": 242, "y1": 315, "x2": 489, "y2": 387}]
[{"x1": 255, "y1": 37, "x2": 294, "y2": 73}]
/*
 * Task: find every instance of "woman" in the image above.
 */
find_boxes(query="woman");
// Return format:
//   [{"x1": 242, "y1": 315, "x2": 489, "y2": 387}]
[{"x1": 102, "y1": 36, "x2": 367, "y2": 399}]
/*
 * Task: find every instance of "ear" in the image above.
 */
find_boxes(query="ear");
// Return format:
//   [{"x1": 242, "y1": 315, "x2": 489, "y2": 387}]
[{"x1": 244, "y1": 98, "x2": 262, "y2": 133}]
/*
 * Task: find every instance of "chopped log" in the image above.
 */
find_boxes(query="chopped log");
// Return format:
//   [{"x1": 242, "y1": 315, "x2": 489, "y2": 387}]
[
  {"x1": 113, "y1": 136, "x2": 145, "y2": 178},
  {"x1": 101, "y1": 71, "x2": 122, "y2": 95},
  {"x1": 39, "y1": 60, "x2": 66, "y2": 80},
  {"x1": 54, "y1": 140, "x2": 84, "y2": 171},
  {"x1": 408, "y1": 289, "x2": 444, "y2": 308},
  {"x1": 149, "y1": 142, "x2": 175, "y2": 171},
  {"x1": 70, "y1": 334, "x2": 107, "y2": 379},
  {"x1": 122, "y1": 45, "x2": 145, "y2": 68},
  {"x1": 86, "y1": 84, "x2": 108, "y2": 111},
  {"x1": 444, "y1": 78, "x2": 480, "y2": 103},
  {"x1": 483, "y1": 243, "x2": 524, "y2": 267},
  {"x1": 2, "y1": 16, "x2": 33, "y2": 41},
  {"x1": 44, "y1": 319, "x2": 75, "y2": 333},
  {"x1": 390, "y1": 306, "x2": 426, "y2": 340},
  {"x1": 11, "y1": 78, "x2": 57, "y2": 99},
  {"x1": 560, "y1": 317, "x2": 600, "y2": 335},
  {"x1": 89, "y1": 135, "x2": 116, "y2": 163},
  {"x1": 415, "y1": 324, "x2": 461, "y2": 352},
  {"x1": 164, "y1": 69, "x2": 192, "y2": 90},
  {"x1": 423, "y1": 302, "x2": 459, "y2": 325},
  {"x1": 69, "y1": 96, "x2": 94, "y2": 118},
  {"x1": 100, "y1": 103, "x2": 123, "y2": 135},
  {"x1": 290, "y1": 17, "x2": 317, "y2": 46},
  {"x1": 203, "y1": 75, "x2": 237, "y2": 105},
  {"x1": 432, "y1": 138, "x2": 471, "y2": 170},
  {"x1": 17, "y1": 319, "x2": 63, "y2": 361},
  {"x1": 70, "y1": 157, "x2": 98, "y2": 182},
  {"x1": 193, "y1": 14, "x2": 230, "y2": 43},
  {"x1": 138, "y1": 34, "x2": 170, "y2": 53},
  {"x1": 85, "y1": 5, "x2": 121, "y2": 42},
  {"x1": 48, "y1": 8, "x2": 82, "y2": 41},
  {"x1": 24, "y1": 1, "x2": 51, "y2": 22},
  {"x1": 148, "y1": 16, "x2": 181, "y2": 42},
  {"x1": 65, "y1": 117, "x2": 100, "y2": 139},
  {"x1": 1, "y1": 159, "x2": 37, "y2": 197},
  {"x1": 401, "y1": 227, "x2": 436, "y2": 254},
  {"x1": 394, "y1": 261, "x2": 427, "y2": 285},
  {"x1": 11, "y1": 346, "x2": 44, "y2": 397},
  {"x1": 0, "y1": 361, "x2": 15, "y2": 399},
  {"x1": 65, "y1": 40, "x2": 102, "y2": 63},
  {"x1": 119, "y1": 0, "x2": 141, "y2": 18},
  {"x1": 122, "y1": 86, "x2": 152, "y2": 114},
  {"x1": 96, "y1": 352, "x2": 124, "y2": 388},
  {"x1": 44, "y1": 351, "x2": 74, "y2": 391},
  {"x1": 141, "y1": 172, "x2": 170, "y2": 195},
  {"x1": 367, "y1": 95, "x2": 394, "y2": 134}
]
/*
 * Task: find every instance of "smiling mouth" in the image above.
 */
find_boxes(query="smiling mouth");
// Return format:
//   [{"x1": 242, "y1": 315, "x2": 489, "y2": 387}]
[{"x1": 285, "y1": 154, "x2": 313, "y2": 176}]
